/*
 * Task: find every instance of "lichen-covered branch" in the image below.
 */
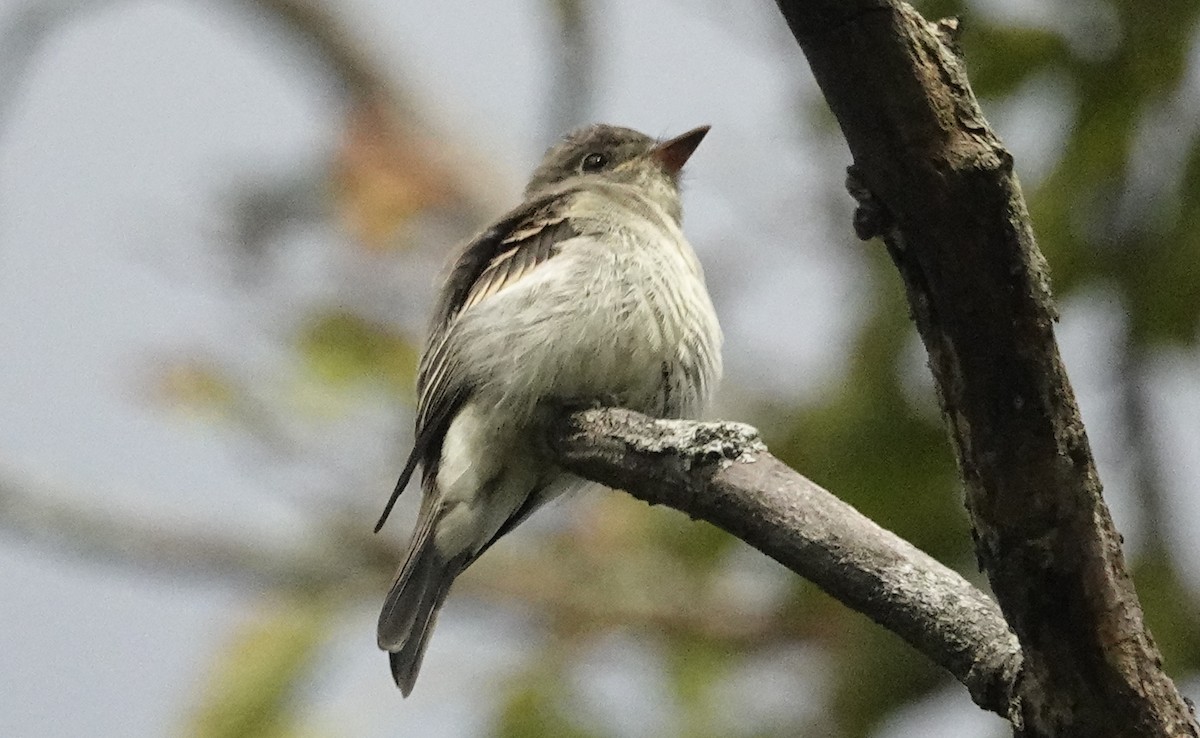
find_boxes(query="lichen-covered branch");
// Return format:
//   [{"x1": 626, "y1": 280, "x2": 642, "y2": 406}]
[
  {"x1": 771, "y1": 0, "x2": 1199, "y2": 735},
  {"x1": 547, "y1": 407, "x2": 1022, "y2": 716}
]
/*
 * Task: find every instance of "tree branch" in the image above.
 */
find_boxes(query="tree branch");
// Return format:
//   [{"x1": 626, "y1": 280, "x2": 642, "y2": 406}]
[
  {"x1": 770, "y1": 1, "x2": 1198, "y2": 735},
  {"x1": 0, "y1": 466, "x2": 379, "y2": 590},
  {"x1": 547, "y1": 407, "x2": 1021, "y2": 717}
]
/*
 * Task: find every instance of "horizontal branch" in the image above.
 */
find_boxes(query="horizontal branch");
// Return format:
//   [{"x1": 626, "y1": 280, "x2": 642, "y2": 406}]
[
  {"x1": 0, "y1": 465, "x2": 379, "y2": 591},
  {"x1": 547, "y1": 407, "x2": 1021, "y2": 717}
]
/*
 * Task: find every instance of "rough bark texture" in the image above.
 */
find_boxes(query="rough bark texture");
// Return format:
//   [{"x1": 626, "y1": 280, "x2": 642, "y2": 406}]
[
  {"x1": 548, "y1": 408, "x2": 1021, "y2": 716},
  {"x1": 770, "y1": 0, "x2": 1199, "y2": 736}
]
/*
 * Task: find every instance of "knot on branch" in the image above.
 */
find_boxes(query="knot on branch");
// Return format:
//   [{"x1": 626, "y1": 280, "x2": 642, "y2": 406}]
[
  {"x1": 684, "y1": 419, "x2": 766, "y2": 467},
  {"x1": 846, "y1": 165, "x2": 896, "y2": 242}
]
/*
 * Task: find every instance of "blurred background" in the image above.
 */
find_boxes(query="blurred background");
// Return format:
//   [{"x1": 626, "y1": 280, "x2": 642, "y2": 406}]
[{"x1": 1, "y1": 0, "x2": 1199, "y2": 736}]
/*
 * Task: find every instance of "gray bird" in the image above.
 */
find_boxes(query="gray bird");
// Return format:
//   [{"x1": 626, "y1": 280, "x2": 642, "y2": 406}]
[{"x1": 374, "y1": 124, "x2": 723, "y2": 696}]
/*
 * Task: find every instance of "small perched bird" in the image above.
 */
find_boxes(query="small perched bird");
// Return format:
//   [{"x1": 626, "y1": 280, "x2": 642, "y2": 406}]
[{"x1": 374, "y1": 124, "x2": 723, "y2": 695}]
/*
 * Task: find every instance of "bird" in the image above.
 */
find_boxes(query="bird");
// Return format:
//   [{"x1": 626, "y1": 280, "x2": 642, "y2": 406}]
[{"x1": 374, "y1": 123, "x2": 723, "y2": 696}]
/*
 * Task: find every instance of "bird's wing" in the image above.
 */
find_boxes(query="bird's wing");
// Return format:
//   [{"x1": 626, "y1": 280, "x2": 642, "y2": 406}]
[{"x1": 374, "y1": 192, "x2": 579, "y2": 531}]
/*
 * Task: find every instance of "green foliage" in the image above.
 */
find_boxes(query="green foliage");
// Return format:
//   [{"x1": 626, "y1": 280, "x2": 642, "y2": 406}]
[
  {"x1": 186, "y1": 593, "x2": 336, "y2": 738},
  {"x1": 979, "y1": 1, "x2": 1200, "y2": 346},
  {"x1": 653, "y1": 507, "x2": 740, "y2": 568},
  {"x1": 663, "y1": 634, "x2": 734, "y2": 738},
  {"x1": 1134, "y1": 552, "x2": 1200, "y2": 676},
  {"x1": 831, "y1": 615, "x2": 945, "y2": 738},
  {"x1": 494, "y1": 657, "x2": 607, "y2": 738},
  {"x1": 966, "y1": 26, "x2": 1069, "y2": 99},
  {"x1": 772, "y1": 249, "x2": 967, "y2": 563},
  {"x1": 297, "y1": 309, "x2": 419, "y2": 395}
]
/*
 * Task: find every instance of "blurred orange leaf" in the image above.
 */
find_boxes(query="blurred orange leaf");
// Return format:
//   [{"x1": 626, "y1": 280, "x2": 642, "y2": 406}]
[
  {"x1": 154, "y1": 360, "x2": 239, "y2": 419},
  {"x1": 333, "y1": 98, "x2": 458, "y2": 251}
]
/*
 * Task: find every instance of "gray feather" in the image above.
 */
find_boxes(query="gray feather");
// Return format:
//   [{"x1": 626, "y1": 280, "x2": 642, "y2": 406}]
[{"x1": 377, "y1": 500, "x2": 463, "y2": 697}]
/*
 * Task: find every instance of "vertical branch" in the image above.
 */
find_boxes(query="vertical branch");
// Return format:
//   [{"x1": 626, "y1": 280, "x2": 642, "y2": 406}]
[
  {"x1": 772, "y1": 0, "x2": 1198, "y2": 735},
  {"x1": 543, "y1": 0, "x2": 595, "y2": 142}
]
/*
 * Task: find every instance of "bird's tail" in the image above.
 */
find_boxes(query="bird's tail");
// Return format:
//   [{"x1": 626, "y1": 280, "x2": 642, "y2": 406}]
[{"x1": 377, "y1": 514, "x2": 461, "y2": 697}]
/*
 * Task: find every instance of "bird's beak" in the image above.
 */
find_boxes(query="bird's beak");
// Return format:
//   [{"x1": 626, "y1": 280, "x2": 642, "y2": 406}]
[{"x1": 649, "y1": 125, "x2": 710, "y2": 175}]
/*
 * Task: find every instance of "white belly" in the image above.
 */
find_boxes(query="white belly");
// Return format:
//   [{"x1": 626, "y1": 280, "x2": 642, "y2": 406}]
[{"x1": 449, "y1": 231, "x2": 722, "y2": 423}]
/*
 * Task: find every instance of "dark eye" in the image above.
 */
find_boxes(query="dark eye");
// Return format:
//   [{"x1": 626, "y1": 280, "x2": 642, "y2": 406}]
[{"x1": 580, "y1": 152, "x2": 608, "y2": 172}]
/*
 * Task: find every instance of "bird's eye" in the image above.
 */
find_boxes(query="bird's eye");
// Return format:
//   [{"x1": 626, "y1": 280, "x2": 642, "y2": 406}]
[{"x1": 580, "y1": 152, "x2": 608, "y2": 172}]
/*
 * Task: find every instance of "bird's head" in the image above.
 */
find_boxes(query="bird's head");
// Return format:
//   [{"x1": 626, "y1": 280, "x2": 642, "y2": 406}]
[{"x1": 524, "y1": 124, "x2": 710, "y2": 221}]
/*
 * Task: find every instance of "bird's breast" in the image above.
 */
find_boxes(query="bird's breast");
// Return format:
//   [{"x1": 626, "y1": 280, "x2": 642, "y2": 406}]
[{"x1": 453, "y1": 222, "x2": 721, "y2": 423}]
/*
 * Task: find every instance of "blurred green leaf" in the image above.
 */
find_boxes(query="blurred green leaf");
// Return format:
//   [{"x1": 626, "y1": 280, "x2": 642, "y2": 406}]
[
  {"x1": 494, "y1": 657, "x2": 608, "y2": 738},
  {"x1": 1134, "y1": 552, "x2": 1200, "y2": 676},
  {"x1": 651, "y1": 510, "x2": 739, "y2": 569},
  {"x1": 297, "y1": 309, "x2": 419, "y2": 395},
  {"x1": 967, "y1": 26, "x2": 1068, "y2": 99},
  {"x1": 664, "y1": 634, "x2": 730, "y2": 738},
  {"x1": 831, "y1": 615, "x2": 946, "y2": 738},
  {"x1": 185, "y1": 592, "x2": 335, "y2": 738},
  {"x1": 772, "y1": 251, "x2": 968, "y2": 563}
]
